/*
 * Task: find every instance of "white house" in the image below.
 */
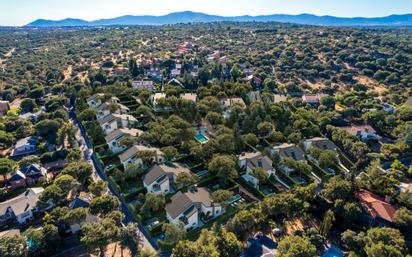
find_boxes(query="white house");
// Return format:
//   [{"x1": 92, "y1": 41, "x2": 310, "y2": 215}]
[
  {"x1": 165, "y1": 187, "x2": 223, "y2": 230},
  {"x1": 340, "y1": 125, "x2": 379, "y2": 141},
  {"x1": 96, "y1": 102, "x2": 130, "y2": 120},
  {"x1": 119, "y1": 145, "x2": 165, "y2": 169},
  {"x1": 238, "y1": 152, "x2": 275, "y2": 188},
  {"x1": 66, "y1": 197, "x2": 98, "y2": 234},
  {"x1": 132, "y1": 80, "x2": 155, "y2": 92},
  {"x1": 0, "y1": 188, "x2": 51, "y2": 225},
  {"x1": 302, "y1": 137, "x2": 338, "y2": 153},
  {"x1": 272, "y1": 143, "x2": 306, "y2": 174},
  {"x1": 10, "y1": 136, "x2": 39, "y2": 159},
  {"x1": 221, "y1": 97, "x2": 246, "y2": 118},
  {"x1": 98, "y1": 114, "x2": 138, "y2": 135},
  {"x1": 180, "y1": 93, "x2": 198, "y2": 103},
  {"x1": 302, "y1": 93, "x2": 328, "y2": 106},
  {"x1": 105, "y1": 128, "x2": 143, "y2": 153},
  {"x1": 150, "y1": 93, "x2": 167, "y2": 110},
  {"x1": 143, "y1": 163, "x2": 191, "y2": 194},
  {"x1": 87, "y1": 94, "x2": 120, "y2": 108},
  {"x1": 87, "y1": 93, "x2": 105, "y2": 108}
]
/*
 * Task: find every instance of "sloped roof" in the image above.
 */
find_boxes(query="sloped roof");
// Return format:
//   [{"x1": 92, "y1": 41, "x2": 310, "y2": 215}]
[
  {"x1": 273, "y1": 143, "x2": 305, "y2": 161},
  {"x1": 98, "y1": 114, "x2": 137, "y2": 126},
  {"x1": 104, "y1": 128, "x2": 143, "y2": 143},
  {"x1": 144, "y1": 163, "x2": 190, "y2": 185},
  {"x1": 340, "y1": 125, "x2": 376, "y2": 135},
  {"x1": 356, "y1": 189, "x2": 398, "y2": 223},
  {"x1": 165, "y1": 191, "x2": 193, "y2": 219},
  {"x1": 69, "y1": 197, "x2": 90, "y2": 209},
  {"x1": 119, "y1": 145, "x2": 163, "y2": 163},
  {"x1": 0, "y1": 188, "x2": 44, "y2": 216},
  {"x1": 304, "y1": 137, "x2": 337, "y2": 152}
]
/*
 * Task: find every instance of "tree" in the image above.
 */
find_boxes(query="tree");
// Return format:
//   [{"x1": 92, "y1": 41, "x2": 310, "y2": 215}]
[
  {"x1": 0, "y1": 158, "x2": 16, "y2": 181},
  {"x1": 211, "y1": 189, "x2": 233, "y2": 205},
  {"x1": 63, "y1": 207, "x2": 88, "y2": 225},
  {"x1": 0, "y1": 235, "x2": 27, "y2": 257},
  {"x1": 318, "y1": 150, "x2": 338, "y2": 169},
  {"x1": 89, "y1": 195, "x2": 120, "y2": 217},
  {"x1": 227, "y1": 209, "x2": 256, "y2": 237},
  {"x1": 141, "y1": 193, "x2": 166, "y2": 217},
  {"x1": 243, "y1": 133, "x2": 259, "y2": 147},
  {"x1": 81, "y1": 218, "x2": 120, "y2": 257},
  {"x1": 20, "y1": 98, "x2": 36, "y2": 113},
  {"x1": 251, "y1": 168, "x2": 269, "y2": 186},
  {"x1": 393, "y1": 208, "x2": 412, "y2": 231},
  {"x1": 323, "y1": 176, "x2": 354, "y2": 202},
  {"x1": 118, "y1": 136, "x2": 137, "y2": 148},
  {"x1": 175, "y1": 172, "x2": 198, "y2": 189},
  {"x1": 34, "y1": 119, "x2": 61, "y2": 143},
  {"x1": 230, "y1": 65, "x2": 242, "y2": 82},
  {"x1": 53, "y1": 174, "x2": 80, "y2": 193},
  {"x1": 319, "y1": 210, "x2": 335, "y2": 238},
  {"x1": 208, "y1": 155, "x2": 238, "y2": 186},
  {"x1": 119, "y1": 223, "x2": 142, "y2": 256},
  {"x1": 88, "y1": 180, "x2": 107, "y2": 197},
  {"x1": 61, "y1": 161, "x2": 92, "y2": 185},
  {"x1": 358, "y1": 159, "x2": 400, "y2": 196},
  {"x1": 162, "y1": 222, "x2": 186, "y2": 245},
  {"x1": 40, "y1": 184, "x2": 66, "y2": 204},
  {"x1": 56, "y1": 122, "x2": 77, "y2": 147},
  {"x1": 215, "y1": 228, "x2": 242, "y2": 257},
  {"x1": 257, "y1": 122, "x2": 273, "y2": 137},
  {"x1": 277, "y1": 235, "x2": 317, "y2": 257},
  {"x1": 161, "y1": 146, "x2": 179, "y2": 161}
]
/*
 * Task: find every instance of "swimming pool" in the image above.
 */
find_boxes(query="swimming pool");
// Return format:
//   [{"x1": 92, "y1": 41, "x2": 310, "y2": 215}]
[
  {"x1": 195, "y1": 133, "x2": 209, "y2": 143},
  {"x1": 323, "y1": 246, "x2": 344, "y2": 257}
]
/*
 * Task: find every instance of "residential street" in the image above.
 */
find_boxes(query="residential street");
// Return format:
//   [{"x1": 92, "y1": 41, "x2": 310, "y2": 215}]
[{"x1": 69, "y1": 108, "x2": 156, "y2": 252}]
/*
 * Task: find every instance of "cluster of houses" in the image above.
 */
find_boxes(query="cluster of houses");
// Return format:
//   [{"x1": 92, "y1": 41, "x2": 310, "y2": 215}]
[{"x1": 88, "y1": 93, "x2": 225, "y2": 230}]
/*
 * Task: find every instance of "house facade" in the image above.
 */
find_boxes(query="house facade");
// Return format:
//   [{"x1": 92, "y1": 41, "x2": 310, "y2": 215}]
[
  {"x1": 143, "y1": 163, "x2": 191, "y2": 194},
  {"x1": 10, "y1": 136, "x2": 39, "y2": 159},
  {"x1": 98, "y1": 114, "x2": 138, "y2": 135},
  {"x1": 238, "y1": 152, "x2": 275, "y2": 188},
  {"x1": 119, "y1": 145, "x2": 165, "y2": 169},
  {"x1": 165, "y1": 187, "x2": 223, "y2": 230},
  {"x1": 96, "y1": 102, "x2": 130, "y2": 120},
  {"x1": 0, "y1": 188, "x2": 50, "y2": 225},
  {"x1": 105, "y1": 128, "x2": 143, "y2": 153}
]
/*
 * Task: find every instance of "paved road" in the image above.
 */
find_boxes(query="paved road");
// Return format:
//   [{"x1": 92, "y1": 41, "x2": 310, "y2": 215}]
[{"x1": 69, "y1": 107, "x2": 156, "y2": 251}]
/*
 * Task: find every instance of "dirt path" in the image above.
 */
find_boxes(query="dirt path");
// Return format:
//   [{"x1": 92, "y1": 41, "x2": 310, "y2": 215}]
[
  {"x1": 0, "y1": 47, "x2": 15, "y2": 70},
  {"x1": 63, "y1": 65, "x2": 73, "y2": 80}
]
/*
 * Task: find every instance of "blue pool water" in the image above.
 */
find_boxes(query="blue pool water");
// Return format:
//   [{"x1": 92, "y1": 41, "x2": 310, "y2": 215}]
[
  {"x1": 323, "y1": 246, "x2": 344, "y2": 257},
  {"x1": 195, "y1": 133, "x2": 209, "y2": 143}
]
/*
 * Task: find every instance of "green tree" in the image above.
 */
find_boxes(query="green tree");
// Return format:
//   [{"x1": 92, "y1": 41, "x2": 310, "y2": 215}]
[
  {"x1": 175, "y1": 172, "x2": 198, "y2": 189},
  {"x1": 20, "y1": 98, "x2": 36, "y2": 113},
  {"x1": 277, "y1": 235, "x2": 317, "y2": 257},
  {"x1": 119, "y1": 223, "x2": 142, "y2": 256},
  {"x1": 88, "y1": 180, "x2": 107, "y2": 197},
  {"x1": 393, "y1": 207, "x2": 412, "y2": 231},
  {"x1": 208, "y1": 155, "x2": 238, "y2": 186},
  {"x1": 319, "y1": 210, "x2": 335, "y2": 238},
  {"x1": 0, "y1": 158, "x2": 16, "y2": 181},
  {"x1": 81, "y1": 218, "x2": 120, "y2": 257},
  {"x1": 89, "y1": 195, "x2": 120, "y2": 217},
  {"x1": 0, "y1": 235, "x2": 27, "y2": 257}
]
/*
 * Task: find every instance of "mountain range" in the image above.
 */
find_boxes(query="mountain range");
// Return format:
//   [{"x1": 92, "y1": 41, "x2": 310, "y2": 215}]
[{"x1": 27, "y1": 11, "x2": 412, "y2": 27}]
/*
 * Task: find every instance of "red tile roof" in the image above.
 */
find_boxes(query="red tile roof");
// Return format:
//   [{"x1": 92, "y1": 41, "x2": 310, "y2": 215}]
[{"x1": 356, "y1": 189, "x2": 398, "y2": 223}]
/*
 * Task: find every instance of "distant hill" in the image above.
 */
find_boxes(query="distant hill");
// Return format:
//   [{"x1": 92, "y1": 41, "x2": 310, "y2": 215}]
[{"x1": 27, "y1": 11, "x2": 412, "y2": 27}]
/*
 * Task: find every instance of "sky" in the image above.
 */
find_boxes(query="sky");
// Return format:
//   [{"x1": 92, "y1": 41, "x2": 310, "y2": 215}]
[{"x1": 1, "y1": 0, "x2": 412, "y2": 26}]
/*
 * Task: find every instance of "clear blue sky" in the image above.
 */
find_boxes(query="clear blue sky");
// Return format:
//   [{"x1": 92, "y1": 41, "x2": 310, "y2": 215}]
[{"x1": 1, "y1": 0, "x2": 412, "y2": 26}]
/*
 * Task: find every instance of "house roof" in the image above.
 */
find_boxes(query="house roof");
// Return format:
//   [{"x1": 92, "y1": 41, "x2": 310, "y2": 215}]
[
  {"x1": 0, "y1": 229, "x2": 20, "y2": 239},
  {"x1": 0, "y1": 188, "x2": 44, "y2": 216},
  {"x1": 104, "y1": 128, "x2": 143, "y2": 143},
  {"x1": 302, "y1": 93, "x2": 328, "y2": 103},
  {"x1": 246, "y1": 155, "x2": 273, "y2": 171},
  {"x1": 356, "y1": 189, "x2": 398, "y2": 223},
  {"x1": 69, "y1": 197, "x2": 90, "y2": 209},
  {"x1": 273, "y1": 143, "x2": 305, "y2": 161},
  {"x1": 304, "y1": 137, "x2": 337, "y2": 152},
  {"x1": 273, "y1": 94, "x2": 287, "y2": 103},
  {"x1": 166, "y1": 187, "x2": 218, "y2": 219},
  {"x1": 166, "y1": 191, "x2": 194, "y2": 219},
  {"x1": 144, "y1": 163, "x2": 190, "y2": 185},
  {"x1": 0, "y1": 101, "x2": 10, "y2": 113},
  {"x1": 15, "y1": 136, "x2": 38, "y2": 149},
  {"x1": 222, "y1": 97, "x2": 246, "y2": 109},
  {"x1": 10, "y1": 170, "x2": 26, "y2": 181},
  {"x1": 340, "y1": 125, "x2": 376, "y2": 136},
  {"x1": 119, "y1": 145, "x2": 163, "y2": 163},
  {"x1": 97, "y1": 102, "x2": 130, "y2": 112},
  {"x1": 181, "y1": 93, "x2": 197, "y2": 102},
  {"x1": 399, "y1": 183, "x2": 412, "y2": 194},
  {"x1": 87, "y1": 93, "x2": 104, "y2": 103},
  {"x1": 98, "y1": 114, "x2": 137, "y2": 126}
]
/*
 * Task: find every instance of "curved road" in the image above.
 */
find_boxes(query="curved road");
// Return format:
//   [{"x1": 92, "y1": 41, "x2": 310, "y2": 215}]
[{"x1": 69, "y1": 107, "x2": 157, "y2": 251}]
